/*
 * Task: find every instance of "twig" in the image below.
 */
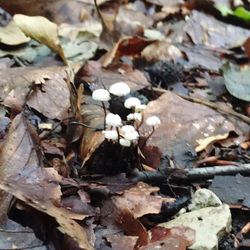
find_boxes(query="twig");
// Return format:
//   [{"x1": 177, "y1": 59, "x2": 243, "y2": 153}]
[
  {"x1": 129, "y1": 164, "x2": 250, "y2": 182},
  {"x1": 186, "y1": 164, "x2": 250, "y2": 180},
  {"x1": 70, "y1": 121, "x2": 104, "y2": 131},
  {"x1": 152, "y1": 87, "x2": 250, "y2": 124}
]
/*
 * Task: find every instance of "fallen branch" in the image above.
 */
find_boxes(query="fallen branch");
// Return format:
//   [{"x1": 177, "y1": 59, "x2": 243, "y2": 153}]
[
  {"x1": 186, "y1": 164, "x2": 250, "y2": 180},
  {"x1": 130, "y1": 164, "x2": 250, "y2": 182}
]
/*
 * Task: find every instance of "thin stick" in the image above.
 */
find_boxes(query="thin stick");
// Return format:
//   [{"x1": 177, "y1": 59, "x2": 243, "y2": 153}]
[
  {"x1": 152, "y1": 87, "x2": 250, "y2": 124},
  {"x1": 186, "y1": 164, "x2": 250, "y2": 180},
  {"x1": 101, "y1": 101, "x2": 107, "y2": 129},
  {"x1": 70, "y1": 121, "x2": 104, "y2": 131}
]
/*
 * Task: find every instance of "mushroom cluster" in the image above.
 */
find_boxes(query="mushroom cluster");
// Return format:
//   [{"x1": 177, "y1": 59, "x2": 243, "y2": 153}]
[{"x1": 92, "y1": 82, "x2": 161, "y2": 147}]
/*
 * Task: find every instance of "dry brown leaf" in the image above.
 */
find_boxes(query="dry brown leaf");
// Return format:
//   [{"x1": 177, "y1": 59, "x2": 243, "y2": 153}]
[
  {"x1": 106, "y1": 235, "x2": 138, "y2": 250},
  {"x1": 0, "y1": 66, "x2": 70, "y2": 120},
  {"x1": 13, "y1": 14, "x2": 67, "y2": 64},
  {"x1": 0, "y1": 114, "x2": 93, "y2": 249},
  {"x1": 140, "y1": 226, "x2": 195, "y2": 250},
  {"x1": 102, "y1": 36, "x2": 155, "y2": 67},
  {"x1": 77, "y1": 60, "x2": 150, "y2": 92},
  {"x1": 140, "y1": 91, "x2": 250, "y2": 166},
  {"x1": 117, "y1": 209, "x2": 149, "y2": 247},
  {"x1": 113, "y1": 182, "x2": 168, "y2": 218},
  {"x1": 80, "y1": 95, "x2": 105, "y2": 165}
]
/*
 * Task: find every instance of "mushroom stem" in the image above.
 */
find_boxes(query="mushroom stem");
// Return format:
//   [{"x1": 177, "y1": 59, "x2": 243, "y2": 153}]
[{"x1": 101, "y1": 101, "x2": 107, "y2": 128}]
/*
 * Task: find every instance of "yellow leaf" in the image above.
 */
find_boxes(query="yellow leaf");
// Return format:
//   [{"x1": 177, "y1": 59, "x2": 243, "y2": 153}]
[
  {"x1": 0, "y1": 20, "x2": 30, "y2": 45},
  {"x1": 13, "y1": 14, "x2": 67, "y2": 64}
]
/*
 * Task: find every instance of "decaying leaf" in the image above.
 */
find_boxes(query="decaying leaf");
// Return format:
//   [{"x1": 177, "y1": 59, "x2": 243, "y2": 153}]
[
  {"x1": 0, "y1": 66, "x2": 70, "y2": 120},
  {"x1": 0, "y1": 113, "x2": 93, "y2": 249}
]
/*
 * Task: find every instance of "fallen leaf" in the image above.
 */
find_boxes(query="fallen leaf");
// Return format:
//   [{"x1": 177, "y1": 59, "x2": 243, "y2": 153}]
[
  {"x1": 113, "y1": 182, "x2": 167, "y2": 218},
  {"x1": 106, "y1": 235, "x2": 138, "y2": 250},
  {"x1": 0, "y1": 41, "x2": 51, "y2": 64},
  {"x1": 102, "y1": 36, "x2": 155, "y2": 67},
  {"x1": 0, "y1": 20, "x2": 30, "y2": 46},
  {"x1": 0, "y1": 219, "x2": 46, "y2": 249},
  {"x1": 13, "y1": 14, "x2": 67, "y2": 64},
  {"x1": 140, "y1": 91, "x2": 250, "y2": 167},
  {"x1": 0, "y1": 66, "x2": 70, "y2": 120},
  {"x1": 195, "y1": 132, "x2": 229, "y2": 152},
  {"x1": 140, "y1": 226, "x2": 195, "y2": 250},
  {"x1": 184, "y1": 11, "x2": 250, "y2": 48},
  {"x1": 222, "y1": 63, "x2": 250, "y2": 102},
  {"x1": 79, "y1": 95, "x2": 105, "y2": 166},
  {"x1": 117, "y1": 209, "x2": 148, "y2": 247},
  {"x1": 0, "y1": 113, "x2": 93, "y2": 249},
  {"x1": 77, "y1": 60, "x2": 150, "y2": 92}
]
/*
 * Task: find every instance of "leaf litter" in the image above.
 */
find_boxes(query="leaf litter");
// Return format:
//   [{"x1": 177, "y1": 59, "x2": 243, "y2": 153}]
[{"x1": 0, "y1": 0, "x2": 249, "y2": 249}]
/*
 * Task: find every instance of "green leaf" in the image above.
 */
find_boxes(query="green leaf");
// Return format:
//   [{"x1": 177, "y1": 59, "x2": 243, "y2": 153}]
[
  {"x1": 234, "y1": 6, "x2": 250, "y2": 22},
  {"x1": 222, "y1": 64, "x2": 250, "y2": 102}
]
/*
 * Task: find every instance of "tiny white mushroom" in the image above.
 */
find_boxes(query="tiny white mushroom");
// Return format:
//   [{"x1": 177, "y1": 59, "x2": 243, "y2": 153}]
[
  {"x1": 121, "y1": 125, "x2": 136, "y2": 133},
  {"x1": 103, "y1": 130, "x2": 118, "y2": 141},
  {"x1": 109, "y1": 82, "x2": 130, "y2": 96},
  {"x1": 92, "y1": 89, "x2": 111, "y2": 101},
  {"x1": 124, "y1": 130, "x2": 139, "y2": 141},
  {"x1": 146, "y1": 116, "x2": 161, "y2": 127},
  {"x1": 124, "y1": 97, "x2": 141, "y2": 109},
  {"x1": 119, "y1": 138, "x2": 131, "y2": 147},
  {"x1": 127, "y1": 112, "x2": 142, "y2": 122},
  {"x1": 105, "y1": 113, "x2": 122, "y2": 127},
  {"x1": 135, "y1": 104, "x2": 147, "y2": 112}
]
